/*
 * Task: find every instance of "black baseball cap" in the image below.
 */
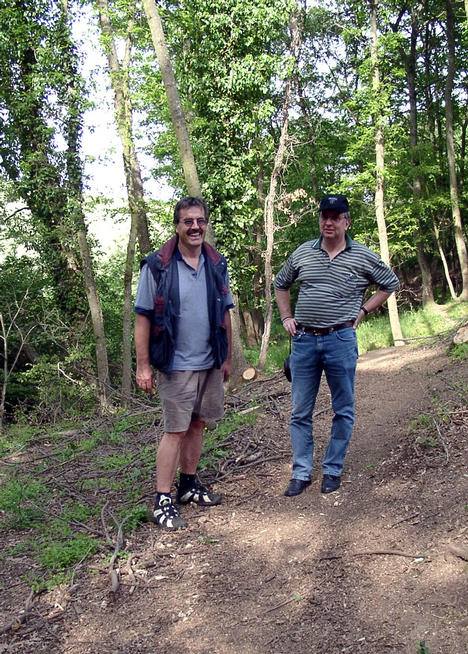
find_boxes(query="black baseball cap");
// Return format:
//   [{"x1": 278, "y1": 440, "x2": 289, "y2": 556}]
[{"x1": 319, "y1": 194, "x2": 349, "y2": 214}]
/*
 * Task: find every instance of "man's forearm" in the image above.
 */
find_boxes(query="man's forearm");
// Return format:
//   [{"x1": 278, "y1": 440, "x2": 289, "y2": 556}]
[
  {"x1": 275, "y1": 288, "x2": 293, "y2": 320},
  {"x1": 362, "y1": 290, "x2": 392, "y2": 314},
  {"x1": 134, "y1": 313, "x2": 151, "y2": 365}
]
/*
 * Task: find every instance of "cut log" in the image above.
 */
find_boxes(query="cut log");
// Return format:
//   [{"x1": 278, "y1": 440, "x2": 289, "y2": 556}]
[{"x1": 242, "y1": 367, "x2": 257, "y2": 381}]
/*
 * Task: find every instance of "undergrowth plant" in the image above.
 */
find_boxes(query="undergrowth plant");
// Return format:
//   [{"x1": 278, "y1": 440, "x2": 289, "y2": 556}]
[
  {"x1": 0, "y1": 415, "x2": 154, "y2": 590},
  {"x1": 198, "y1": 411, "x2": 258, "y2": 470},
  {"x1": 0, "y1": 407, "x2": 260, "y2": 590}
]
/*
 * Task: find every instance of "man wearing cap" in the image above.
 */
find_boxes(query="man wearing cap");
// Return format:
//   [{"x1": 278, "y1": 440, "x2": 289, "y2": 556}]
[{"x1": 274, "y1": 193, "x2": 399, "y2": 496}]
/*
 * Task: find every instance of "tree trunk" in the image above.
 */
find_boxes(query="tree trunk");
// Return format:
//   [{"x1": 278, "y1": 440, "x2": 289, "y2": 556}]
[
  {"x1": 97, "y1": 0, "x2": 151, "y2": 257},
  {"x1": 370, "y1": 0, "x2": 404, "y2": 345},
  {"x1": 227, "y1": 296, "x2": 247, "y2": 389},
  {"x1": 403, "y1": 10, "x2": 434, "y2": 305},
  {"x1": 433, "y1": 219, "x2": 457, "y2": 300},
  {"x1": 445, "y1": 0, "x2": 468, "y2": 300},
  {"x1": 142, "y1": 0, "x2": 247, "y2": 375},
  {"x1": 242, "y1": 310, "x2": 259, "y2": 348},
  {"x1": 141, "y1": 0, "x2": 201, "y2": 197},
  {"x1": 61, "y1": 0, "x2": 110, "y2": 409},
  {"x1": 258, "y1": 8, "x2": 300, "y2": 370},
  {"x1": 97, "y1": 0, "x2": 154, "y2": 404}
]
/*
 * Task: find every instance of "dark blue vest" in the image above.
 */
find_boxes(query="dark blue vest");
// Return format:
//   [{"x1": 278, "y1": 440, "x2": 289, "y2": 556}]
[{"x1": 142, "y1": 236, "x2": 229, "y2": 373}]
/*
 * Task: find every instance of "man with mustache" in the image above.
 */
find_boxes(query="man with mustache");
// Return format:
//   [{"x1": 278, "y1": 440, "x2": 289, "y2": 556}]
[
  {"x1": 134, "y1": 197, "x2": 233, "y2": 529},
  {"x1": 275, "y1": 193, "x2": 399, "y2": 497}
]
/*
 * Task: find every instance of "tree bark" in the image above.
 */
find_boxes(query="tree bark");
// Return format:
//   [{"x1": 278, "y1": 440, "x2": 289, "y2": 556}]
[
  {"x1": 61, "y1": 0, "x2": 110, "y2": 409},
  {"x1": 445, "y1": 0, "x2": 468, "y2": 300},
  {"x1": 403, "y1": 9, "x2": 434, "y2": 305},
  {"x1": 258, "y1": 8, "x2": 300, "y2": 370},
  {"x1": 433, "y1": 219, "x2": 457, "y2": 300},
  {"x1": 97, "y1": 0, "x2": 153, "y2": 404},
  {"x1": 142, "y1": 0, "x2": 247, "y2": 375},
  {"x1": 370, "y1": 0, "x2": 404, "y2": 345}
]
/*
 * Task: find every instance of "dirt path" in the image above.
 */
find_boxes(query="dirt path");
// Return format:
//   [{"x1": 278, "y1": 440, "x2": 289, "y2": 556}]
[{"x1": 1, "y1": 343, "x2": 467, "y2": 654}]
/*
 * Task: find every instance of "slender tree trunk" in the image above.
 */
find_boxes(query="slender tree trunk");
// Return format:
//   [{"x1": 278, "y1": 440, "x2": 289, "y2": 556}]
[
  {"x1": 0, "y1": 314, "x2": 7, "y2": 431},
  {"x1": 61, "y1": 0, "x2": 110, "y2": 409},
  {"x1": 370, "y1": 0, "x2": 404, "y2": 345},
  {"x1": 228, "y1": 296, "x2": 247, "y2": 389},
  {"x1": 433, "y1": 219, "x2": 457, "y2": 300},
  {"x1": 445, "y1": 0, "x2": 468, "y2": 299},
  {"x1": 141, "y1": 0, "x2": 201, "y2": 197},
  {"x1": 142, "y1": 0, "x2": 247, "y2": 375},
  {"x1": 403, "y1": 11, "x2": 434, "y2": 305},
  {"x1": 258, "y1": 8, "x2": 300, "y2": 370},
  {"x1": 97, "y1": 0, "x2": 154, "y2": 404},
  {"x1": 97, "y1": 0, "x2": 151, "y2": 256}
]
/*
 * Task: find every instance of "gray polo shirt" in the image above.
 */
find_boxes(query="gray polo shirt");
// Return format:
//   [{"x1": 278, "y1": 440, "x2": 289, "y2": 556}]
[
  {"x1": 274, "y1": 234, "x2": 399, "y2": 328},
  {"x1": 134, "y1": 250, "x2": 234, "y2": 371}
]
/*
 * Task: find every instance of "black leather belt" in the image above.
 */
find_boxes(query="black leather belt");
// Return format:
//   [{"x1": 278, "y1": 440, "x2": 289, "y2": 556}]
[{"x1": 297, "y1": 321, "x2": 354, "y2": 335}]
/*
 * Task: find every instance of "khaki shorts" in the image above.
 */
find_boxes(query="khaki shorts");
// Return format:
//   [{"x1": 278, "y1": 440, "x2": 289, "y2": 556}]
[{"x1": 157, "y1": 368, "x2": 225, "y2": 433}]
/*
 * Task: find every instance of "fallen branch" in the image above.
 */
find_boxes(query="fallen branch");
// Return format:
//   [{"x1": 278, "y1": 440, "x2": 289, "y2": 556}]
[
  {"x1": 431, "y1": 416, "x2": 449, "y2": 464},
  {"x1": 389, "y1": 513, "x2": 419, "y2": 528},
  {"x1": 319, "y1": 549, "x2": 427, "y2": 561},
  {"x1": 107, "y1": 510, "x2": 132, "y2": 596},
  {"x1": 0, "y1": 589, "x2": 36, "y2": 635}
]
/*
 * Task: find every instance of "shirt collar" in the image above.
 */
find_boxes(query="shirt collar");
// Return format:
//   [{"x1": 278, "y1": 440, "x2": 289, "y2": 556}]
[
  {"x1": 176, "y1": 247, "x2": 205, "y2": 265},
  {"x1": 312, "y1": 233, "x2": 353, "y2": 250}
]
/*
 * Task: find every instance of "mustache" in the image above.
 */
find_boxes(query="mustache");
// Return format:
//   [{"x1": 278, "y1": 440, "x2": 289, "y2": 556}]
[{"x1": 187, "y1": 229, "x2": 202, "y2": 235}]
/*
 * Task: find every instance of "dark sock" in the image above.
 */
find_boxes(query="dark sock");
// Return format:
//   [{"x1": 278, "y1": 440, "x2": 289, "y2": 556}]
[{"x1": 179, "y1": 473, "x2": 195, "y2": 490}]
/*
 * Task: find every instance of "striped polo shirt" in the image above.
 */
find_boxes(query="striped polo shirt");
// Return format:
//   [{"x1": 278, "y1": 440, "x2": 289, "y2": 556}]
[{"x1": 274, "y1": 234, "x2": 399, "y2": 328}]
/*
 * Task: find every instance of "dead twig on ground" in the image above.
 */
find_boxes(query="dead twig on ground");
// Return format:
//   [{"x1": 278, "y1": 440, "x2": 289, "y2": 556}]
[
  {"x1": 431, "y1": 416, "x2": 450, "y2": 464},
  {"x1": 0, "y1": 589, "x2": 36, "y2": 635},
  {"x1": 389, "y1": 513, "x2": 420, "y2": 528},
  {"x1": 106, "y1": 508, "x2": 133, "y2": 596},
  {"x1": 319, "y1": 549, "x2": 427, "y2": 561}
]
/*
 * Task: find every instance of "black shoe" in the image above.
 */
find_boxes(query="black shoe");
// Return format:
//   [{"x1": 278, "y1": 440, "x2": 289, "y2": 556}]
[
  {"x1": 321, "y1": 474, "x2": 341, "y2": 494},
  {"x1": 284, "y1": 478, "x2": 311, "y2": 496},
  {"x1": 152, "y1": 496, "x2": 187, "y2": 529},
  {"x1": 176, "y1": 480, "x2": 222, "y2": 506}
]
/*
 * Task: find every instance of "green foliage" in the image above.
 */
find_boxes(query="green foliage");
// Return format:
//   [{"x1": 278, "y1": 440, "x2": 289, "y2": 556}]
[
  {"x1": 449, "y1": 343, "x2": 468, "y2": 361},
  {"x1": 198, "y1": 411, "x2": 258, "y2": 470},
  {"x1": 416, "y1": 642, "x2": 430, "y2": 654},
  {"x1": 38, "y1": 534, "x2": 100, "y2": 573},
  {"x1": 118, "y1": 504, "x2": 149, "y2": 531},
  {"x1": 0, "y1": 478, "x2": 50, "y2": 529},
  {"x1": 16, "y1": 351, "x2": 99, "y2": 422},
  {"x1": 0, "y1": 414, "x2": 161, "y2": 590}
]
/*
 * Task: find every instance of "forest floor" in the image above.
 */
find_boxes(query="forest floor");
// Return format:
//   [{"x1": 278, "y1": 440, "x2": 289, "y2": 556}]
[{"x1": 0, "y1": 339, "x2": 467, "y2": 654}]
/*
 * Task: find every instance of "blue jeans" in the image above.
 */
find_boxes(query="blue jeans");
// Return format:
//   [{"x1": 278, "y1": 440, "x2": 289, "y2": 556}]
[{"x1": 289, "y1": 327, "x2": 358, "y2": 480}]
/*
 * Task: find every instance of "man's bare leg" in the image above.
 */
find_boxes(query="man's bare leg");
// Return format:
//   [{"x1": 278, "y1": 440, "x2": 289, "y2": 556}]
[
  {"x1": 156, "y1": 430, "x2": 186, "y2": 493},
  {"x1": 179, "y1": 419, "x2": 205, "y2": 474}
]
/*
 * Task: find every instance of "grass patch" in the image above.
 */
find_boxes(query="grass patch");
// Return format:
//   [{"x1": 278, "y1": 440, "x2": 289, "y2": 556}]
[
  {"x1": 198, "y1": 411, "x2": 258, "y2": 470},
  {"x1": 0, "y1": 416, "x2": 158, "y2": 590},
  {"x1": 450, "y1": 342, "x2": 468, "y2": 361},
  {"x1": 0, "y1": 478, "x2": 50, "y2": 529}
]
